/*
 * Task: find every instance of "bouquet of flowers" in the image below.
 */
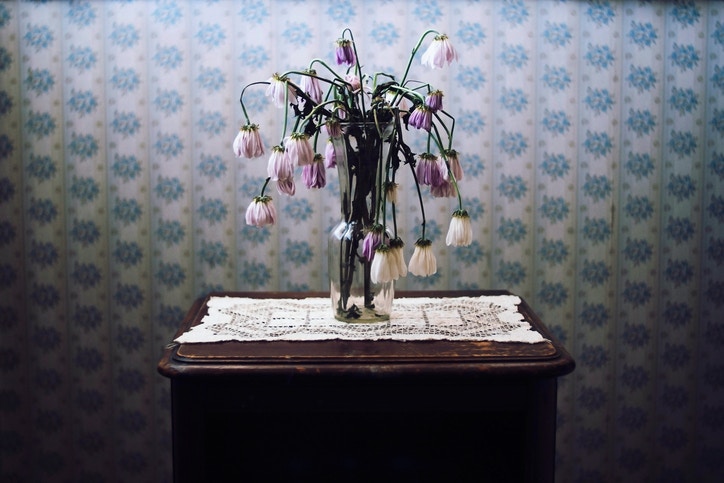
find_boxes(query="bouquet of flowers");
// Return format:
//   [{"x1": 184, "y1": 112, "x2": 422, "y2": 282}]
[{"x1": 234, "y1": 28, "x2": 472, "y2": 318}]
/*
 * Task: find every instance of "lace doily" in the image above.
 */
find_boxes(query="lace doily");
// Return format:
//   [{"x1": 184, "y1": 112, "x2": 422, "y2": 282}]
[{"x1": 174, "y1": 295, "x2": 548, "y2": 344}]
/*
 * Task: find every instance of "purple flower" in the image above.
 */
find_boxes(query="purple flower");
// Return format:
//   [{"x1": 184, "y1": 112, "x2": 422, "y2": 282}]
[
  {"x1": 324, "y1": 139, "x2": 337, "y2": 168},
  {"x1": 362, "y1": 224, "x2": 385, "y2": 261},
  {"x1": 232, "y1": 123, "x2": 265, "y2": 158},
  {"x1": 409, "y1": 105, "x2": 433, "y2": 131},
  {"x1": 430, "y1": 179, "x2": 455, "y2": 198},
  {"x1": 425, "y1": 90, "x2": 444, "y2": 112},
  {"x1": 415, "y1": 153, "x2": 446, "y2": 187},
  {"x1": 245, "y1": 195, "x2": 276, "y2": 227},
  {"x1": 276, "y1": 178, "x2": 295, "y2": 196},
  {"x1": 443, "y1": 149, "x2": 464, "y2": 180},
  {"x1": 302, "y1": 154, "x2": 326, "y2": 189},
  {"x1": 335, "y1": 38, "x2": 356, "y2": 66}
]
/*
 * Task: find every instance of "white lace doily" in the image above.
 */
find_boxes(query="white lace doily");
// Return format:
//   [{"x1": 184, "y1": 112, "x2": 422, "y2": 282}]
[{"x1": 174, "y1": 295, "x2": 548, "y2": 344}]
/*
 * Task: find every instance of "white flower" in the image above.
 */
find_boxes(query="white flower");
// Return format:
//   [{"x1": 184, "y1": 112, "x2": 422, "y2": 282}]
[
  {"x1": 371, "y1": 246, "x2": 395, "y2": 283},
  {"x1": 299, "y1": 70, "x2": 323, "y2": 104},
  {"x1": 390, "y1": 238, "x2": 407, "y2": 278},
  {"x1": 421, "y1": 34, "x2": 459, "y2": 69},
  {"x1": 446, "y1": 210, "x2": 473, "y2": 247},
  {"x1": 266, "y1": 73, "x2": 298, "y2": 108},
  {"x1": 408, "y1": 239, "x2": 437, "y2": 277}
]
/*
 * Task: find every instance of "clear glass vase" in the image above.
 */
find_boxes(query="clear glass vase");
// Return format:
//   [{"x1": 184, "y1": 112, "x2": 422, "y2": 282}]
[{"x1": 328, "y1": 121, "x2": 395, "y2": 322}]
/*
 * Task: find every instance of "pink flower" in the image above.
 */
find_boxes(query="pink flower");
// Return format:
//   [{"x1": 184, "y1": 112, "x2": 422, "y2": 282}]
[
  {"x1": 233, "y1": 124, "x2": 265, "y2": 158},
  {"x1": 323, "y1": 119, "x2": 342, "y2": 138},
  {"x1": 285, "y1": 132, "x2": 314, "y2": 166},
  {"x1": 266, "y1": 73, "x2": 297, "y2": 108},
  {"x1": 408, "y1": 105, "x2": 433, "y2": 131},
  {"x1": 299, "y1": 70, "x2": 323, "y2": 104},
  {"x1": 425, "y1": 90, "x2": 444, "y2": 112},
  {"x1": 443, "y1": 149, "x2": 464, "y2": 181},
  {"x1": 408, "y1": 239, "x2": 437, "y2": 277},
  {"x1": 344, "y1": 74, "x2": 361, "y2": 92},
  {"x1": 245, "y1": 195, "x2": 276, "y2": 227},
  {"x1": 276, "y1": 178, "x2": 296, "y2": 196},
  {"x1": 445, "y1": 209, "x2": 473, "y2": 247},
  {"x1": 324, "y1": 139, "x2": 337, "y2": 168},
  {"x1": 266, "y1": 145, "x2": 290, "y2": 179},
  {"x1": 415, "y1": 153, "x2": 446, "y2": 187},
  {"x1": 362, "y1": 224, "x2": 385, "y2": 261},
  {"x1": 335, "y1": 38, "x2": 356, "y2": 66},
  {"x1": 430, "y1": 179, "x2": 456, "y2": 198},
  {"x1": 420, "y1": 33, "x2": 459, "y2": 69},
  {"x1": 302, "y1": 154, "x2": 326, "y2": 189}
]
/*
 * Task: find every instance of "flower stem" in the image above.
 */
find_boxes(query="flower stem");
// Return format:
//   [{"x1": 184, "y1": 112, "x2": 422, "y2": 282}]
[{"x1": 400, "y1": 29, "x2": 439, "y2": 86}]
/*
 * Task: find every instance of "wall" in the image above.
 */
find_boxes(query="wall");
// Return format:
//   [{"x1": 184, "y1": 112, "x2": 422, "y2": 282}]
[{"x1": 0, "y1": 1, "x2": 723, "y2": 482}]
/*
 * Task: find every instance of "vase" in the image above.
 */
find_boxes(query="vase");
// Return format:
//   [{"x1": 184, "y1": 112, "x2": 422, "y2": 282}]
[{"x1": 328, "y1": 121, "x2": 395, "y2": 322}]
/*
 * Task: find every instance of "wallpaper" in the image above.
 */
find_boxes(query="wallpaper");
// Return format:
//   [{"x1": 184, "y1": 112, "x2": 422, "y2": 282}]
[{"x1": 1, "y1": 1, "x2": 723, "y2": 482}]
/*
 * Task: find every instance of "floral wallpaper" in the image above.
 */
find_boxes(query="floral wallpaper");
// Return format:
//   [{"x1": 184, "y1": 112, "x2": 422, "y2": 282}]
[{"x1": 0, "y1": 0, "x2": 723, "y2": 482}]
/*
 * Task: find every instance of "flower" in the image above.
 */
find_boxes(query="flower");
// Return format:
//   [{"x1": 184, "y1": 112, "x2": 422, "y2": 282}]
[
  {"x1": 302, "y1": 154, "x2": 326, "y2": 189},
  {"x1": 415, "y1": 153, "x2": 446, "y2": 187},
  {"x1": 371, "y1": 245, "x2": 395, "y2": 283},
  {"x1": 335, "y1": 38, "x2": 356, "y2": 66},
  {"x1": 362, "y1": 224, "x2": 386, "y2": 261},
  {"x1": 324, "y1": 139, "x2": 337, "y2": 168},
  {"x1": 409, "y1": 239, "x2": 437, "y2": 277},
  {"x1": 446, "y1": 209, "x2": 473, "y2": 247},
  {"x1": 267, "y1": 145, "x2": 295, "y2": 195},
  {"x1": 390, "y1": 237, "x2": 407, "y2": 278},
  {"x1": 299, "y1": 69, "x2": 323, "y2": 104},
  {"x1": 443, "y1": 149, "x2": 464, "y2": 180},
  {"x1": 425, "y1": 90, "x2": 444, "y2": 112},
  {"x1": 431, "y1": 179, "x2": 456, "y2": 198},
  {"x1": 409, "y1": 105, "x2": 433, "y2": 131},
  {"x1": 385, "y1": 182, "x2": 399, "y2": 204},
  {"x1": 421, "y1": 34, "x2": 459, "y2": 69},
  {"x1": 285, "y1": 132, "x2": 314, "y2": 166},
  {"x1": 233, "y1": 124, "x2": 265, "y2": 158},
  {"x1": 266, "y1": 73, "x2": 297, "y2": 108},
  {"x1": 245, "y1": 195, "x2": 276, "y2": 227},
  {"x1": 344, "y1": 74, "x2": 362, "y2": 92},
  {"x1": 323, "y1": 119, "x2": 342, "y2": 138}
]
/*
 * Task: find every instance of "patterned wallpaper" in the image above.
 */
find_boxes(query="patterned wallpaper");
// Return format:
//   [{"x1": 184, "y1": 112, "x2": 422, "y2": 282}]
[{"x1": 1, "y1": 1, "x2": 723, "y2": 482}]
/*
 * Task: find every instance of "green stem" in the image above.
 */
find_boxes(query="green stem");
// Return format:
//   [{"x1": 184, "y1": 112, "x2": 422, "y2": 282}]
[
  {"x1": 400, "y1": 29, "x2": 439, "y2": 86},
  {"x1": 238, "y1": 81, "x2": 270, "y2": 124}
]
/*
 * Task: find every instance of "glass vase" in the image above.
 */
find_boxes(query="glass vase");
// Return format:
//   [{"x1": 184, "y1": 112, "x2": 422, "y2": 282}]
[{"x1": 328, "y1": 121, "x2": 395, "y2": 322}]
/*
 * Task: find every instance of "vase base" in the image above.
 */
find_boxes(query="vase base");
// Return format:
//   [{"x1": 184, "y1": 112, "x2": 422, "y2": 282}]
[{"x1": 334, "y1": 304, "x2": 390, "y2": 323}]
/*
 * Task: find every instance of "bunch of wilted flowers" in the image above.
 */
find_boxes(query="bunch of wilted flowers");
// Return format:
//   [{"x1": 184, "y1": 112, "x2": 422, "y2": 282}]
[{"x1": 233, "y1": 28, "x2": 472, "y2": 283}]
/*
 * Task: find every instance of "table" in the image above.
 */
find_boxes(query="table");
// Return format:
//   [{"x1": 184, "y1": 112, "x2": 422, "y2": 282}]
[{"x1": 158, "y1": 291, "x2": 574, "y2": 483}]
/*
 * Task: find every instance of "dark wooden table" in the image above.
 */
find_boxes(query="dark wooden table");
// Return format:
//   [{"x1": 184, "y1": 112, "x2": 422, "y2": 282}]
[{"x1": 158, "y1": 291, "x2": 574, "y2": 483}]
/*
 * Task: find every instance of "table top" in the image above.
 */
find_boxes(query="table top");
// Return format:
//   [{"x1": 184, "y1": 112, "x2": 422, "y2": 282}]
[{"x1": 157, "y1": 290, "x2": 575, "y2": 380}]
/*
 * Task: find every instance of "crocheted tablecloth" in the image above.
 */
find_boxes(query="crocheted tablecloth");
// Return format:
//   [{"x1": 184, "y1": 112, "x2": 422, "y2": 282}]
[{"x1": 174, "y1": 295, "x2": 548, "y2": 344}]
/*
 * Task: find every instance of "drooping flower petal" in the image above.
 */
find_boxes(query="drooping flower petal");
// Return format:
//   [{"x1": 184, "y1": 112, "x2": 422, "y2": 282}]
[
  {"x1": 276, "y1": 178, "x2": 296, "y2": 196},
  {"x1": 266, "y1": 73, "x2": 298, "y2": 108},
  {"x1": 425, "y1": 90, "x2": 444, "y2": 112},
  {"x1": 286, "y1": 132, "x2": 314, "y2": 167},
  {"x1": 408, "y1": 239, "x2": 437, "y2": 277},
  {"x1": 443, "y1": 149, "x2": 464, "y2": 181},
  {"x1": 245, "y1": 195, "x2": 276, "y2": 227},
  {"x1": 323, "y1": 119, "x2": 342, "y2": 138},
  {"x1": 446, "y1": 210, "x2": 473, "y2": 247},
  {"x1": 233, "y1": 124, "x2": 265, "y2": 158},
  {"x1": 408, "y1": 105, "x2": 433, "y2": 132},
  {"x1": 345, "y1": 74, "x2": 362, "y2": 92},
  {"x1": 415, "y1": 153, "x2": 446, "y2": 187},
  {"x1": 362, "y1": 224, "x2": 385, "y2": 262},
  {"x1": 324, "y1": 139, "x2": 337, "y2": 168},
  {"x1": 385, "y1": 182, "x2": 399, "y2": 204},
  {"x1": 299, "y1": 70, "x2": 323, "y2": 104},
  {"x1": 390, "y1": 237, "x2": 407, "y2": 278},
  {"x1": 335, "y1": 38, "x2": 356, "y2": 66},
  {"x1": 420, "y1": 33, "x2": 459, "y2": 69},
  {"x1": 430, "y1": 179, "x2": 456, "y2": 198},
  {"x1": 302, "y1": 154, "x2": 326, "y2": 189},
  {"x1": 371, "y1": 245, "x2": 394, "y2": 284},
  {"x1": 267, "y1": 145, "x2": 289, "y2": 179}
]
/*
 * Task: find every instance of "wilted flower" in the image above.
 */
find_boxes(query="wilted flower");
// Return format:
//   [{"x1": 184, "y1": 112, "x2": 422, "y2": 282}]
[
  {"x1": 245, "y1": 195, "x2": 276, "y2": 227},
  {"x1": 267, "y1": 145, "x2": 289, "y2": 180},
  {"x1": 324, "y1": 139, "x2": 337, "y2": 168},
  {"x1": 390, "y1": 237, "x2": 407, "y2": 278},
  {"x1": 431, "y1": 179, "x2": 456, "y2": 198},
  {"x1": 446, "y1": 209, "x2": 472, "y2": 247},
  {"x1": 345, "y1": 74, "x2": 362, "y2": 92},
  {"x1": 266, "y1": 73, "x2": 297, "y2": 108},
  {"x1": 276, "y1": 178, "x2": 295, "y2": 196},
  {"x1": 421, "y1": 33, "x2": 458, "y2": 69},
  {"x1": 425, "y1": 90, "x2": 444, "y2": 112},
  {"x1": 415, "y1": 153, "x2": 446, "y2": 187},
  {"x1": 286, "y1": 132, "x2": 315, "y2": 166},
  {"x1": 324, "y1": 119, "x2": 342, "y2": 138},
  {"x1": 299, "y1": 69, "x2": 323, "y2": 104},
  {"x1": 335, "y1": 38, "x2": 356, "y2": 65},
  {"x1": 302, "y1": 154, "x2": 326, "y2": 189},
  {"x1": 385, "y1": 182, "x2": 399, "y2": 204},
  {"x1": 408, "y1": 105, "x2": 433, "y2": 131},
  {"x1": 362, "y1": 224, "x2": 386, "y2": 261},
  {"x1": 408, "y1": 239, "x2": 437, "y2": 277},
  {"x1": 233, "y1": 124, "x2": 265, "y2": 158},
  {"x1": 371, "y1": 245, "x2": 395, "y2": 283},
  {"x1": 443, "y1": 149, "x2": 464, "y2": 181}
]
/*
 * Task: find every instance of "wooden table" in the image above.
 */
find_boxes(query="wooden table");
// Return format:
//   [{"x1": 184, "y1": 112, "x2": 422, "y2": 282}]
[{"x1": 158, "y1": 291, "x2": 574, "y2": 483}]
